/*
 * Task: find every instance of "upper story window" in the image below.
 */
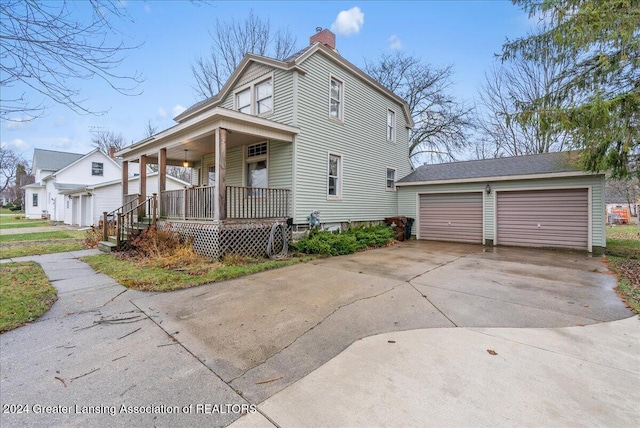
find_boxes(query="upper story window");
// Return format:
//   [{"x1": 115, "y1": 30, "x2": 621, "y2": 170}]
[
  {"x1": 236, "y1": 88, "x2": 251, "y2": 114},
  {"x1": 256, "y1": 80, "x2": 273, "y2": 114},
  {"x1": 92, "y1": 162, "x2": 104, "y2": 176},
  {"x1": 386, "y1": 168, "x2": 397, "y2": 191},
  {"x1": 329, "y1": 77, "x2": 343, "y2": 120},
  {"x1": 387, "y1": 110, "x2": 396, "y2": 141},
  {"x1": 235, "y1": 77, "x2": 273, "y2": 115}
]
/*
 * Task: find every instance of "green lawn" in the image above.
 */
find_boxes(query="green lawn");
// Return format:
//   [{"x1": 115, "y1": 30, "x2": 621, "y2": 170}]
[
  {"x1": 0, "y1": 230, "x2": 85, "y2": 243},
  {"x1": 82, "y1": 253, "x2": 315, "y2": 292},
  {"x1": 0, "y1": 220, "x2": 51, "y2": 230},
  {"x1": 0, "y1": 262, "x2": 57, "y2": 333},
  {"x1": 605, "y1": 222, "x2": 639, "y2": 314}
]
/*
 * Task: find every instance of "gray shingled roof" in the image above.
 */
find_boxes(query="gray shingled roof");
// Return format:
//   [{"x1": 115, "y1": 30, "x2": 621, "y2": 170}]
[
  {"x1": 53, "y1": 183, "x2": 85, "y2": 191},
  {"x1": 33, "y1": 149, "x2": 83, "y2": 172},
  {"x1": 398, "y1": 152, "x2": 586, "y2": 184}
]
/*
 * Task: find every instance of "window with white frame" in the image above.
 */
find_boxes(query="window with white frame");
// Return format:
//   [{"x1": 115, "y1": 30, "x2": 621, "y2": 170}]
[
  {"x1": 246, "y1": 142, "x2": 268, "y2": 191},
  {"x1": 329, "y1": 77, "x2": 343, "y2": 120},
  {"x1": 255, "y1": 79, "x2": 273, "y2": 114},
  {"x1": 32, "y1": 193, "x2": 38, "y2": 207},
  {"x1": 386, "y1": 168, "x2": 397, "y2": 190},
  {"x1": 236, "y1": 88, "x2": 251, "y2": 114},
  {"x1": 387, "y1": 109, "x2": 396, "y2": 141},
  {"x1": 327, "y1": 154, "x2": 342, "y2": 198},
  {"x1": 92, "y1": 162, "x2": 103, "y2": 176}
]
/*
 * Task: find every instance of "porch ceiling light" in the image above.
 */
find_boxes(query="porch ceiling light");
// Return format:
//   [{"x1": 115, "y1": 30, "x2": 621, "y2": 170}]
[{"x1": 183, "y1": 149, "x2": 189, "y2": 168}]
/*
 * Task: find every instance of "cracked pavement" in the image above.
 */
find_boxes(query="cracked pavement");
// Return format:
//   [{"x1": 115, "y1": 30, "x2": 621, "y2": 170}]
[{"x1": 0, "y1": 242, "x2": 635, "y2": 427}]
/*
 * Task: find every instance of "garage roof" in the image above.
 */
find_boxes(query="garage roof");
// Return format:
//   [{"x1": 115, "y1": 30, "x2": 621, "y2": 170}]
[{"x1": 397, "y1": 152, "x2": 594, "y2": 185}]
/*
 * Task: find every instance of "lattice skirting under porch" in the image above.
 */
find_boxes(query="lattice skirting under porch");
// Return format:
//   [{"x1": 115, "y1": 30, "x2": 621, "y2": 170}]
[{"x1": 157, "y1": 220, "x2": 291, "y2": 259}]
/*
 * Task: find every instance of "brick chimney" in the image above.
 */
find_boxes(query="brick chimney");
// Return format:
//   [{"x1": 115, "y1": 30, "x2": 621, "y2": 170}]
[
  {"x1": 310, "y1": 27, "x2": 336, "y2": 50},
  {"x1": 108, "y1": 146, "x2": 116, "y2": 159}
]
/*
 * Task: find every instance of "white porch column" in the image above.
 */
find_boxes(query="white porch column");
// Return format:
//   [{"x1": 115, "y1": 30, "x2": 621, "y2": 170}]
[{"x1": 214, "y1": 128, "x2": 227, "y2": 221}]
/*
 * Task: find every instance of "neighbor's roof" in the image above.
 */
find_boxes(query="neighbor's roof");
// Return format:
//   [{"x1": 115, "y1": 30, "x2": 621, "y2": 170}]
[
  {"x1": 53, "y1": 183, "x2": 86, "y2": 191},
  {"x1": 397, "y1": 152, "x2": 596, "y2": 186},
  {"x1": 33, "y1": 149, "x2": 84, "y2": 173}
]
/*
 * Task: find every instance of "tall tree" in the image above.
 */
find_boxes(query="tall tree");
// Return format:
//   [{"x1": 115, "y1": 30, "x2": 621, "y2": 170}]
[
  {"x1": 0, "y1": 0, "x2": 142, "y2": 120},
  {"x1": 0, "y1": 147, "x2": 26, "y2": 193},
  {"x1": 364, "y1": 51, "x2": 474, "y2": 165},
  {"x1": 502, "y1": 0, "x2": 640, "y2": 178},
  {"x1": 191, "y1": 10, "x2": 298, "y2": 99},
  {"x1": 477, "y1": 44, "x2": 573, "y2": 157},
  {"x1": 91, "y1": 129, "x2": 126, "y2": 154}
]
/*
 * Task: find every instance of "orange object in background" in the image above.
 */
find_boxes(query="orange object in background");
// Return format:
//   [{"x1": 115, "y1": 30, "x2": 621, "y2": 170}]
[{"x1": 611, "y1": 207, "x2": 630, "y2": 224}]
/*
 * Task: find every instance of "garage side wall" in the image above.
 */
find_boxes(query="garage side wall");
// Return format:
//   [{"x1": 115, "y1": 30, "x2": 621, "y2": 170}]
[{"x1": 397, "y1": 175, "x2": 605, "y2": 250}]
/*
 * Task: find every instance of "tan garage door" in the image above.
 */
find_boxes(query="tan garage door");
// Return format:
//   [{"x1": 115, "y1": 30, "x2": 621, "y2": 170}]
[
  {"x1": 419, "y1": 192, "x2": 483, "y2": 243},
  {"x1": 497, "y1": 188, "x2": 588, "y2": 250}
]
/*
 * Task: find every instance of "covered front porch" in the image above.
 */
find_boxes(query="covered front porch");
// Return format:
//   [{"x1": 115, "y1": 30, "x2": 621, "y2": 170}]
[{"x1": 117, "y1": 107, "x2": 299, "y2": 224}]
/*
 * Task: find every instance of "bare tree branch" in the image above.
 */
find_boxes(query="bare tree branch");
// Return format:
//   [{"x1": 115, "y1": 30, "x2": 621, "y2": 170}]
[
  {"x1": 365, "y1": 51, "x2": 475, "y2": 166},
  {"x1": 90, "y1": 128, "x2": 125, "y2": 154},
  {"x1": 191, "y1": 10, "x2": 298, "y2": 99},
  {"x1": 0, "y1": 0, "x2": 143, "y2": 120}
]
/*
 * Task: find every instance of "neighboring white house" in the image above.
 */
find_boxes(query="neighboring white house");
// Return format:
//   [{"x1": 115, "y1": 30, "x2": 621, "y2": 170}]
[
  {"x1": 24, "y1": 149, "x2": 120, "y2": 220},
  {"x1": 61, "y1": 172, "x2": 188, "y2": 226},
  {"x1": 23, "y1": 148, "x2": 183, "y2": 226}
]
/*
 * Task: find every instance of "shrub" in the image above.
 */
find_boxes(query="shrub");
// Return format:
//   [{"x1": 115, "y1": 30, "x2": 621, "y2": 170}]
[{"x1": 293, "y1": 224, "x2": 395, "y2": 256}]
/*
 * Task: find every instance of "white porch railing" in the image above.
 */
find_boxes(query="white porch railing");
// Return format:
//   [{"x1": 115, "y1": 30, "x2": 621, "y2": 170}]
[{"x1": 160, "y1": 185, "x2": 290, "y2": 220}]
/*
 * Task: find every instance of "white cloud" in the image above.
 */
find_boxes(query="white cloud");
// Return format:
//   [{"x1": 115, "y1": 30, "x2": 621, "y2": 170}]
[
  {"x1": 1, "y1": 138, "x2": 29, "y2": 150},
  {"x1": 172, "y1": 105, "x2": 186, "y2": 118},
  {"x1": 55, "y1": 115, "x2": 66, "y2": 127},
  {"x1": 331, "y1": 6, "x2": 364, "y2": 35},
  {"x1": 4, "y1": 117, "x2": 32, "y2": 130},
  {"x1": 388, "y1": 35, "x2": 403, "y2": 50},
  {"x1": 157, "y1": 108, "x2": 167, "y2": 119}
]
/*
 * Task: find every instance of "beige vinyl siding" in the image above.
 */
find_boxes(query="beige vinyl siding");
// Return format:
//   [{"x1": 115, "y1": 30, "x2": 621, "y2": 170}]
[
  {"x1": 268, "y1": 141, "x2": 292, "y2": 189},
  {"x1": 226, "y1": 146, "x2": 244, "y2": 187},
  {"x1": 293, "y1": 53, "x2": 412, "y2": 224},
  {"x1": 397, "y1": 174, "x2": 605, "y2": 249}
]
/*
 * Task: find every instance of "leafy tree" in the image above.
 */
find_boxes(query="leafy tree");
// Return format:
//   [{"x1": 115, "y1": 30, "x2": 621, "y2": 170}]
[
  {"x1": 0, "y1": 0, "x2": 142, "y2": 120},
  {"x1": 191, "y1": 10, "x2": 298, "y2": 99},
  {"x1": 502, "y1": 0, "x2": 640, "y2": 178},
  {"x1": 364, "y1": 51, "x2": 474, "y2": 165}
]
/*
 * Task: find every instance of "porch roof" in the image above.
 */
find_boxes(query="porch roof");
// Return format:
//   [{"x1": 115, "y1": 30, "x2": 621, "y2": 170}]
[{"x1": 116, "y1": 107, "x2": 300, "y2": 164}]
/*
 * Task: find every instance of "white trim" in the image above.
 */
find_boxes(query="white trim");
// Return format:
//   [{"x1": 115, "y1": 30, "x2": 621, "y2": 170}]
[
  {"x1": 387, "y1": 109, "x2": 396, "y2": 142},
  {"x1": 232, "y1": 72, "x2": 275, "y2": 117},
  {"x1": 328, "y1": 74, "x2": 344, "y2": 122},
  {"x1": 327, "y1": 152, "x2": 343, "y2": 200},
  {"x1": 385, "y1": 166, "x2": 397, "y2": 192},
  {"x1": 51, "y1": 149, "x2": 121, "y2": 178},
  {"x1": 493, "y1": 185, "x2": 592, "y2": 252},
  {"x1": 395, "y1": 171, "x2": 602, "y2": 187}
]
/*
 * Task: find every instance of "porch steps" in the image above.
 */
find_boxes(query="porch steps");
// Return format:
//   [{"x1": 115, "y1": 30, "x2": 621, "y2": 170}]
[{"x1": 98, "y1": 241, "x2": 117, "y2": 253}]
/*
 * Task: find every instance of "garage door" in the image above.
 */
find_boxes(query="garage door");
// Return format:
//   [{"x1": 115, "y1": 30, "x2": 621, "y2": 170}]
[
  {"x1": 497, "y1": 189, "x2": 588, "y2": 250},
  {"x1": 419, "y1": 193, "x2": 483, "y2": 243}
]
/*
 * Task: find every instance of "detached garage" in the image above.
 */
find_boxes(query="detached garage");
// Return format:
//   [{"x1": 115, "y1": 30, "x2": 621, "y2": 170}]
[{"x1": 396, "y1": 152, "x2": 605, "y2": 253}]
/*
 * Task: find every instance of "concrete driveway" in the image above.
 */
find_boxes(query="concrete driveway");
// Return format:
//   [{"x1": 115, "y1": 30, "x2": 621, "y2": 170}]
[{"x1": 1, "y1": 242, "x2": 636, "y2": 427}]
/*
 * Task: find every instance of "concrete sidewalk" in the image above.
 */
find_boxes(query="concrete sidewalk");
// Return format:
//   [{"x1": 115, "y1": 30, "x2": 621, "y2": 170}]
[{"x1": 233, "y1": 317, "x2": 640, "y2": 427}]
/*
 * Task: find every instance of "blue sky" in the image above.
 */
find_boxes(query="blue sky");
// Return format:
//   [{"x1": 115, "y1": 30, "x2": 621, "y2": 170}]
[{"x1": 1, "y1": 1, "x2": 532, "y2": 161}]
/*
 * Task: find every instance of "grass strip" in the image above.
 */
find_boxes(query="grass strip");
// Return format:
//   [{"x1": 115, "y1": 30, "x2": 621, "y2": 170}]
[
  {"x1": 82, "y1": 253, "x2": 316, "y2": 292},
  {"x1": 0, "y1": 262, "x2": 57, "y2": 333},
  {"x1": 0, "y1": 221, "x2": 52, "y2": 230},
  {"x1": 1, "y1": 242, "x2": 85, "y2": 260},
  {"x1": 0, "y1": 230, "x2": 85, "y2": 243}
]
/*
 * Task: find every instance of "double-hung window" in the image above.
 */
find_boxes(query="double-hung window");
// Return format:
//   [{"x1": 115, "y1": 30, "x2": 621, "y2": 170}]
[
  {"x1": 236, "y1": 89, "x2": 251, "y2": 114},
  {"x1": 255, "y1": 80, "x2": 273, "y2": 114},
  {"x1": 327, "y1": 154, "x2": 342, "y2": 198},
  {"x1": 33, "y1": 194, "x2": 38, "y2": 207},
  {"x1": 386, "y1": 168, "x2": 397, "y2": 191},
  {"x1": 329, "y1": 77, "x2": 343, "y2": 120},
  {"x1": 246, "y1": 142, "x2": 268, "y2": 195},
  {"x1": 92, "y1": 162, "x2": 104, "y2": 176},
  {"x1": 387, "y1": 109, "x2": 396, "y2": 141}
]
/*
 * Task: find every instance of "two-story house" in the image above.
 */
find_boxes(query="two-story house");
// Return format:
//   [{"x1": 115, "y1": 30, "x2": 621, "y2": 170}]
[
  {"x1": 24, "y1": 148, "x2": 187, "y2": 226},
  {"x1": 115, "y1": 29, "x2": 414, "y2": 258}
]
